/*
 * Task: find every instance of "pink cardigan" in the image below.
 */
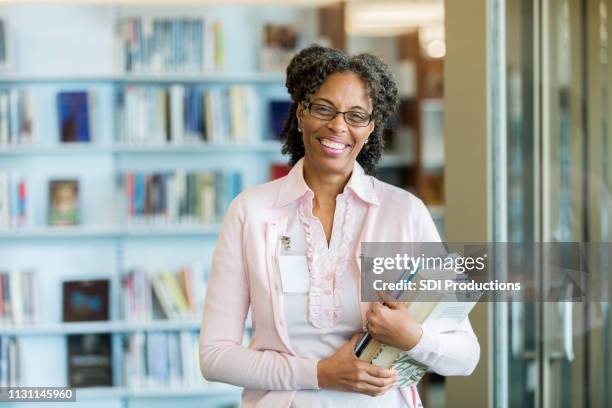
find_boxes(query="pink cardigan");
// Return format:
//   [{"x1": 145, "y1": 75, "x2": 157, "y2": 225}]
[{"x1": 200, "y1": 160, "x2": 480, "y2": 407}]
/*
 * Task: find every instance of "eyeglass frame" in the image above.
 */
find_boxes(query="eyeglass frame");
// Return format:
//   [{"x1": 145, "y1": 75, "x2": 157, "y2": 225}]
[{"x1": 302, "y1": 102, "x2": 374, "y2": 127}]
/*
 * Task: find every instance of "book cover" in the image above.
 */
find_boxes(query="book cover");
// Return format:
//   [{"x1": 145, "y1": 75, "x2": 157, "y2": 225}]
[
  {"x1": 48, "y1": 179, "x2": 79, "y2": 226},
  {"x1": 260, "y1": 23, "x2": 298, "y2": 72},
  {"x1": 268, "y1": 100, "x2": 291, "y2": 140},
  {"x1": 67, "y1": 333, "x2": 112, "y2": 387},
  {"x1": 57, "y1": 91, "x2": 92, "y2": 143},
  {"x1": 62, "y1": 279, "x2": 109, "y2": 322},
  {"x1": 270, "y1": 163, "x2": 290, "y2": 180}
]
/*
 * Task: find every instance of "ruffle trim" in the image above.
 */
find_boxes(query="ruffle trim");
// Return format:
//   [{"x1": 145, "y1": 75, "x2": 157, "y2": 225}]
[{"x1": 298, "y1": 192, "x2": 354, "y2": 328}]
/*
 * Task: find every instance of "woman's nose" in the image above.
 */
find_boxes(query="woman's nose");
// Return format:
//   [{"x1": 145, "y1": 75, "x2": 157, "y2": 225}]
[{"x1": 326, "y1": 112, "x2": 349, "y2": 132}]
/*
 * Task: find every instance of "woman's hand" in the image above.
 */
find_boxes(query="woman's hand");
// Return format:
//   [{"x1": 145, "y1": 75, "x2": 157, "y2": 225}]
[
  {"x1": 317, "y1": 334, "x2": 397, "y2": 396},
  {"x1": 365, "y1": 301, "x2": 423, "y2": 351}
]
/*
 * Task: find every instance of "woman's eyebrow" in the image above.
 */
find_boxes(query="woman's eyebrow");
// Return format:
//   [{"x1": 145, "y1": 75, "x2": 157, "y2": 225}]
[{"x1": 311, "y1": 97, "x2": 369, "y2": 112}]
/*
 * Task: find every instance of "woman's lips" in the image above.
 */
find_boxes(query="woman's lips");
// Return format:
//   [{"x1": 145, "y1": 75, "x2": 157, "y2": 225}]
[{"x1": 318, "y1": 137, "x2": 350, "y2": 157}]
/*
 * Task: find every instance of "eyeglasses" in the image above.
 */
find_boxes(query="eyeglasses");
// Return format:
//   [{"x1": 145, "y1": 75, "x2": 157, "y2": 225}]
[{"x1": 304, "y1": 102, "x2": 373, "y2": 127}]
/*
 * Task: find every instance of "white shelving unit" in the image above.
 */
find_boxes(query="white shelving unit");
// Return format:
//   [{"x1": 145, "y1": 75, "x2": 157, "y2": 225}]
[{"x1": 0, "y1": 5, "x2": 312, "y2": 408}]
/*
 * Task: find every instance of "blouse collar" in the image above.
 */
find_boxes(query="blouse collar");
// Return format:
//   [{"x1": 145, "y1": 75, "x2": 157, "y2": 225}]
[{"x1": 273, "y1": 157, "x2": 380, "y2": 208}]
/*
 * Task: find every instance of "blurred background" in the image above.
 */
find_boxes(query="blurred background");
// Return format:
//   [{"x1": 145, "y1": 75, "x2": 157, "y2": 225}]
[{"x1": 0, "y1": 0, "x2": 609, "y2": 407}]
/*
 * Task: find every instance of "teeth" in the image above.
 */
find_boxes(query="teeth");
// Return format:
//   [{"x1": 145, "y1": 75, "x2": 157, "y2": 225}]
[{"x1": 320, "y1": 139, "x2": 346, "y2": 150}]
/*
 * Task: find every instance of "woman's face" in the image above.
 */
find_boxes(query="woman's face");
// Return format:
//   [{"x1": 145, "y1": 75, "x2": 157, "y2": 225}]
[{"x1": 296, "y1": 71, "x2": 375, "y2": 176}]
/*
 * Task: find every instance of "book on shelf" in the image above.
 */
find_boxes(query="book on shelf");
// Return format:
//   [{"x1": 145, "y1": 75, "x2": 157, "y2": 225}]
[
  {"x1": 270, "y1": 163, "x2": 290, "y2": 180},
  {"x1": 121, "y1": 265, "x2": 206, "y2": 321},
  {"x1": 122, "y1": 330, "x2": 208, "y2": 389},
  {"x1": 118, "y1": 17, "x2": 223, "y2": 73},
  {"x1": 117, "y1": 170, "x2": 241, "y2": 225},
  {"x1": 0, "y1": 171, "x2": 27, "y2": 229},
  {"x1": 48, "y1": 179, "x2": 80, "y2": 226},
  {"x1": 116, "y1": 84, "x2": 257, "y2": 145},
  {"x1": 0, "y1": 88, "x2": 34, "y2": 146},
  {"x1": 0, "y1": 270, "x2": 38, "y2": 325},
  {"x1": 0, "y1": 19, "x2": 6, "y2": 70},
  {"x1": 67, "y1": 333, "x2": 113, "y2": 388},
  {"x1": 268, "y1": 100, "x2": 291, "y2": 140},
  {"x1": 0, "y1": 337, "x2": 20, "y2": 387},
  {"x1": 260, "y1": 23, "x2": 298, "y2": 72},
  {"x1": 62, "y1": 279, "x2": 110, "y2": 322},
  {"x1": 57, "y1": 91, "x2": 94, "y2": 143}
]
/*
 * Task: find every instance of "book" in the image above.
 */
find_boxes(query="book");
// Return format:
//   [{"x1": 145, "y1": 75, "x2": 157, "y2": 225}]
[
  {"x1": 0, "y1": 89, "x2": 34, "y2": 146},
  {"x1": 268, "y1": 100, "x2": 291, "y2": 140},
  {"x1": 57, "y1": 91, "x2": 93, "y2": 143},
  {"x1": 0, "y1": 270, "x2": 37, "y2": 325},
  {"x1": 260, "y1": 23, "x2": 298, "y2": 72},
  {"x1": 0, "y1": 172, "x2": 27, "y2": 228},
  {"x1": 48, "y1": 179, "x2": 79, "y2": 226},
  {"x1": 62, "y1": 279, "x2": 110, "y2": 322},
  {"x1": 355, "y1": 265, "x2": 481, "y2": 386},
  {"x1": 0, "y1": 19, "x2": 6, "y2": 69},
  {"x1": 0, "y1": 337, "x2": 20, "y2": 387},
  {"x1": 67, "y1": 333, "x2": 113, "y2": 388},
  {"x1": 270, "y1": 163, "x2": 290, "y2": 180}
]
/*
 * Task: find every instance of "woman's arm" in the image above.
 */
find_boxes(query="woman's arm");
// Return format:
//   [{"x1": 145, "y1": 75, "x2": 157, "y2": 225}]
[
  {"x1": 199, "y1": 196, "x2": 319, "y2": 391},
  {"x1": 402, "y1": 316, "x2": 480, "y2": 376}
]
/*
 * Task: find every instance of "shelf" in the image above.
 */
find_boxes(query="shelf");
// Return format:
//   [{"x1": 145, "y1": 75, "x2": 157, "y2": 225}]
[
  {"x1": 0, "y1": 224, "x2": 222, "y2": 239},
  {"x1": 0, "y1": 72, "x2": 285, "y2": 84},
  {"x1": 2, "y1": 320, "x2": 202, "y2": 335},
  {"x1": 0, "y1": 141, "x2": 284, "y2": 156},
  {"x1": 114, "y1": 141, "x2": 282, "y2": 154},
  {"x1": 0, "y1": 144, "x2": 114, "y2": 155}
]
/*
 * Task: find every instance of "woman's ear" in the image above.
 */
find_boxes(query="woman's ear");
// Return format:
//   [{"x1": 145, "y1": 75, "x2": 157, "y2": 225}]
[
  {"x1": 295, "y1": 104, "x2": 303, "y2": 129},
  {"x1": 367, "y1": 121, "x2": 375, "y2": 135}
]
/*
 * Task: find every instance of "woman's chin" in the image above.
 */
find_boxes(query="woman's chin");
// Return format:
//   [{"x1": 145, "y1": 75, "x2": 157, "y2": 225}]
[{"x1": 306, "y1": 153, "x2": 355, "y2": 175}]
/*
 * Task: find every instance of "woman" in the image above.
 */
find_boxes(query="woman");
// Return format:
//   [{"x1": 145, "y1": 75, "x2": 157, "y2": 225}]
[{"x1": 200, "y1": 45, "x2": 480, "y2": 408}]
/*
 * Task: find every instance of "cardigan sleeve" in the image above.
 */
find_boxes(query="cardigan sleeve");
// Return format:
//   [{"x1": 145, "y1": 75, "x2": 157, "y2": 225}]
[
  {"x1": 199, "y1": 195, "x2": 320, "y2": 390},
  {"x1": 401, "y1": 199, "x2": 481, "y2": 376}
]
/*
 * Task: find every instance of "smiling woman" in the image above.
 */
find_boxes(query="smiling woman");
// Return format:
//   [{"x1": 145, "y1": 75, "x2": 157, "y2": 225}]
[
  {"x1": 281, "y1": 45, "x2": 399, "y2": 176},
  {"x1": 199, "y1": 44, "x2": 479, "y2": 408}
]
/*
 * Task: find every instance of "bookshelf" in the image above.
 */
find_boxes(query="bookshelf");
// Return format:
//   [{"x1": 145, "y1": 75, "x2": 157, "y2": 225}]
[
  {"x1": 0, "y1": 3, "x2": 431, "y2": 407},
  {"x1": 0, "y1": 4, "x2": 316, "y2": 407}
]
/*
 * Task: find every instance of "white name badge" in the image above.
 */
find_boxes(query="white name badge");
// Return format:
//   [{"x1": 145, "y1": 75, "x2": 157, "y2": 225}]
[{"x1": 278, "y1": 255, "x2": 310, "y2": 293}]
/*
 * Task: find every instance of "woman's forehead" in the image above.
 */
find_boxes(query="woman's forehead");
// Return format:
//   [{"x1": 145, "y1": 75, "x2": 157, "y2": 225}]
[{"x1": 312, "y1": 72, "x2": 371, "y2": 107}]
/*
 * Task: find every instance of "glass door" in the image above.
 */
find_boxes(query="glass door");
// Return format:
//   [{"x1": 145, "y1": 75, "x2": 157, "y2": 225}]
[{"x1": 494, "y1": 0, "x2": 611, "y2": 406}]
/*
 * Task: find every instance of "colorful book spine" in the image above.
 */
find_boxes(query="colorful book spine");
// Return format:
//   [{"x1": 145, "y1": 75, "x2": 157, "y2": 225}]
[
  {"x1": 119, "y1": 170, "x2": 241, "y2": 226},
  {"x1": 122, "y1": 265, "x2": 206, "y2": 322},
  {"x1": 0, "y1": 89, "x2": 34, "y2": 146},
  {"x1": 0, "y1": 172, "x2": 27, "y2": 229},
  {"x1": 117, "y1": 84, "x2": 257, "y2": 145},
  {"x1": 119, "y1": 17, "x2": 223, "y2": 73}
]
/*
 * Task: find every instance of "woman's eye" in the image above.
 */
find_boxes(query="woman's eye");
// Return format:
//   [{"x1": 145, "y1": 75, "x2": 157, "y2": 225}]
[
  {"x1": 314, "y1": 106, "x2": 333, "y2": 115},
  {"x1": 347, "y1": 112, "x2": 368, "y2": 122}
]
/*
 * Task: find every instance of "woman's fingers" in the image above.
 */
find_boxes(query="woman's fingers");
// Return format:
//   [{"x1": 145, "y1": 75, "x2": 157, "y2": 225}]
[{"x1": 352, "y1": 372, "x2": 397, "y2": 396}]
